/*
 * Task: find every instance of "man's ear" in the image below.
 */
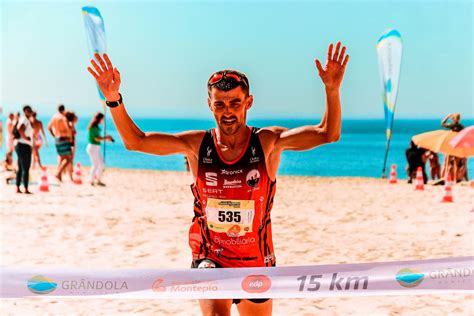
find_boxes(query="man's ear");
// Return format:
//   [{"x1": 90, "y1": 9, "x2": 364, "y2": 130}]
[
  {"x1": 208, "y1": 98, "x2": 212, "y2": 111},
  {"x1": 246, "y1": 95, "x2": 253, "y2": 110}
]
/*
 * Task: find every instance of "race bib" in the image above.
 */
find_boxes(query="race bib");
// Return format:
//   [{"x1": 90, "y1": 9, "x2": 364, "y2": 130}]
[{"x1": 205, "y1": 198, "x2": 255, "y2": 237}]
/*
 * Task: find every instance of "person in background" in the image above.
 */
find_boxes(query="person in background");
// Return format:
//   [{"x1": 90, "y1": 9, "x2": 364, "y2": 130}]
[
  {"x1": 86, "y1": 112, "x2": 114, "y2": 186},
  {"x1": 425, "y1": 151, "x2": 441, "y2": 181},
  {"x1": 441, "y1": 113, "x2": 465, "y2": 181},
  {"x1": 456, "y1": 158, "x2": 468, "y2": 182},
  {"x1": 441, "y1": 113, "x2": 464, "y2": 132},
  {"x1": 5, "y1": 113, "x2": 15, "y2": 166},
  {"x1": 48, "y1": 104, "x2": 73, "y2": 181},
  {"x1": 30, "y1": 111, "x2": 48, "y2": 169},
  {"x1": 405, "y1": 140, "x2": 427, "y2": 184},
  {"x1": 14, "y1": 105, "x2": 34, "y2": 194},
  {"x1": 65, "y1": 111, "x2": 78, "y2": 181}
]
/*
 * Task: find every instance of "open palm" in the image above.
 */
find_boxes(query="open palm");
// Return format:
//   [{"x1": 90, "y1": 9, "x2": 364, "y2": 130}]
[
  {"x1": 87, "y1": 53, "x2": 121, "y2": 101},
  {"x1": 315, "y1": 42, "x2": 349, "y2": 90}
]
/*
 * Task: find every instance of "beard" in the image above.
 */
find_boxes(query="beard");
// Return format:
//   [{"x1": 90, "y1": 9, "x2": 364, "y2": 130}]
[{"x1": 219, "y1": 118, "x2": 243, "y2": 136}]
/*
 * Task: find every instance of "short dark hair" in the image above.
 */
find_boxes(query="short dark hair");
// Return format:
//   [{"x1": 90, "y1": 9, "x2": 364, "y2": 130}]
[
  {"x1": 58, "y1": 104, "x2": 65, "y2": 112},
  {"x1": 23, "y1": 105, "x2": 32, "y2": 113},
  {"x1": 207, "y1": 70, "x2": 250, "y2": 96}
]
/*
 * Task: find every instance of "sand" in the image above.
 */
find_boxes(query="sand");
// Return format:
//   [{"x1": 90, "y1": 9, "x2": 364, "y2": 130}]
[{"x1": 1, "y1": 167, "x2": 472, "y2": 315}]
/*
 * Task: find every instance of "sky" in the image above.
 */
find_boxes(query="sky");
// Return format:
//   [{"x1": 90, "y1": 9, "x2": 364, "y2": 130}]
[{"x1": 1, "y1": 0, "x2": 473, "y2": 119}]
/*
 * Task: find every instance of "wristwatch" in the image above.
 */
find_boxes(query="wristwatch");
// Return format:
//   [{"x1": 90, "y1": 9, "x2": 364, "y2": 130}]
[{"x1": 105, "y1": 93, "x2": 123, "y2": 108}]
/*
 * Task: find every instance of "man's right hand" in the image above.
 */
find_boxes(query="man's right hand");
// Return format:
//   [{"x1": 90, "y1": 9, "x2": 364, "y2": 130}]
[{"x1": 87, "y1": 53, "x2": 121, "y2": 102}]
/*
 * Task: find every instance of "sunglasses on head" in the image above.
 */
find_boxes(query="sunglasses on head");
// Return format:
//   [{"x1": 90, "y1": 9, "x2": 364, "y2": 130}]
[{"x1": 208, "y1": 72, "x2": 248, "y2": 87}]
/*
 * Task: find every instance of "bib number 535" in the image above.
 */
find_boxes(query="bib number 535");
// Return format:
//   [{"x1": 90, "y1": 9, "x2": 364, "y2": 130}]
[{"x1": 218, "y1": 210, "x2": 241, "y2": 223}]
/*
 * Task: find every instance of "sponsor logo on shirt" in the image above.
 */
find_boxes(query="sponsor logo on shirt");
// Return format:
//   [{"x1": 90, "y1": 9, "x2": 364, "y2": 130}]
[
  {"x1": 203, "y1": 187, "x2": 223, "y2": 194},
  {"x1": 213, "y1": 235, "x2": 256, "y2": 246},
  {"x1": 246, "y1": 169, "x2": 260, "y2": 188},
  {"x1": 250, "y1": 146, "x2": 260, "y2": 163},
  {"x1": 221, "y1": 169, "x2": 243, "y2": 175},
  {"x1": 203, "y1": 146, "x2": 213, "y2": 164},
  {"x1": 223, "y1": 179, "x2": 242, "y2": 188},
  {"x1": 205, "y1": 172, "x2": 218, "y2": 186}
]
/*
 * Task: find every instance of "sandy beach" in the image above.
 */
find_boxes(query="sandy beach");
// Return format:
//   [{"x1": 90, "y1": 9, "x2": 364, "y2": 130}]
[{"x1": 1, "y1": 167, "x2": 472, "y2": 315}]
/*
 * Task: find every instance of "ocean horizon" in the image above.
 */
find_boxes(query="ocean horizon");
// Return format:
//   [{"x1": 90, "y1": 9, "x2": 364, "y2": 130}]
[{"x1": 2, "y1": 118, "x2": 473, "y2": 179}]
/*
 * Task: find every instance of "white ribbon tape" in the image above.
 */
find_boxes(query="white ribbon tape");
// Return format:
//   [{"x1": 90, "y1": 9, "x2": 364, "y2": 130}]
[{"x1": 1, "y1": 256, "x2": 472, "y2": 299}]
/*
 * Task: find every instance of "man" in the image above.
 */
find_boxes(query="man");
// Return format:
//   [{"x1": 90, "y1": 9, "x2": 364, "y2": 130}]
[
  {"x1": 14, "y1": 105, "x2": 34, "y2": 194},
  {"x1": 88, "y1": 42, "x2": 348, "y2": 316},
  {"x1": 47, "y1": 104, "x2": 72, "y2": 181}
]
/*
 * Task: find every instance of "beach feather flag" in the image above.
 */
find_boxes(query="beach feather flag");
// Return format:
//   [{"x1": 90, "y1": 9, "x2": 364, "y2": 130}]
[
  {"x1": 82, "y1": 6, "x2": 106, "y2": 101},
  {"x1": 376, "y1": 29, "x2": 402, "y2": 140}
]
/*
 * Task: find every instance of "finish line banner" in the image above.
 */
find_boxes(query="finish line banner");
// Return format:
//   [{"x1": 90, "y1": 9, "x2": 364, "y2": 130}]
[{"x1": 1, "y1": 257, "x2": 472, "y2": 299}]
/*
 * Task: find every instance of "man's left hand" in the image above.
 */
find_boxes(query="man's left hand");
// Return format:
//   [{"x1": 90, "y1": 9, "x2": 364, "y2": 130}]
[{"x1": 315, "y1": 42, "x2": 349, "y2": 90}]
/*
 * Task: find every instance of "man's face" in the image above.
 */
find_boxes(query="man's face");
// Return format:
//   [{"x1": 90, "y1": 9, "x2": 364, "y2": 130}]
[
  {"x1": 208, "y1": 86, "x2": 253, "y2": 136},
  {"x1": 24, "y1": 109, "x2": 33, "y2": 118}
]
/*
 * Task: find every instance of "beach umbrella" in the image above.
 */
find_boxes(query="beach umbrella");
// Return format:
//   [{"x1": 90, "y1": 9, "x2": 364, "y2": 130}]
[
  {"x1": 449, "y1": 126, "x2": 474, "y2": 149},
  {"x1": 412, "y1": 130, "x2": 474, "y2": 158}
]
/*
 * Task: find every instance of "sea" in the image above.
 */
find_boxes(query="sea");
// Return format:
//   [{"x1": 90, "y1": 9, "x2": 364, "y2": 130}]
[{"x1": 3, "y1": 118, "x2": 473, "y2": 179}]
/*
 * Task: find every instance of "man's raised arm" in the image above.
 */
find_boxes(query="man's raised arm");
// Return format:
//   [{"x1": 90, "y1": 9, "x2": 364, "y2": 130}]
[
  {"x1": 87, "y1": 53, "x2": 202, "y2": 157},
  {"x1": 269, "y1": 42, "x2": 348, "y2": 152}
]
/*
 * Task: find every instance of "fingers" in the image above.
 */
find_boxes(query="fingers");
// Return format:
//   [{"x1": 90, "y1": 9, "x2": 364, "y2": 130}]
[
  {"x1": 91, "y1": 59, "x2": 103, "y2": 75},
  {"x1": 314, "y1": 59, "x2": 324, "y2": 75},
  {"x1": 113, "y1": 67, "x2": 121, "y2": 83},
  {"x1": 87, "y1": 66, "x2": 99, "y2": 79},
  {"x1": 332, "y1": 42, "x2": 341, "y2": 61},
  {"x1": 327, "y1": 43, "x2": 334, "y2": 61},
  {"x1": 342, "y1": 54, "x2": 349, "y2": 68},
  {"x1": 94, "y1": 53, "x2": 108, "y2": 72},
  {"x1": 103, "y1": 53, "x2": 113, "y2": 71},
  {"x1": 337, "y1": 46, "x2": 346, "y2": 64}
]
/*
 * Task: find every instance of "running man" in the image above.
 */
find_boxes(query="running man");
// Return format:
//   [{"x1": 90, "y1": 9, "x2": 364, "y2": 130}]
[{"x1": 88, "y1": 42, "x2": 348, "y2": 316}]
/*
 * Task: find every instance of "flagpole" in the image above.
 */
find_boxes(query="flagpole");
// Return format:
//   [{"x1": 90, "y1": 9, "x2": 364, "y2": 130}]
[
  {"x1": 381, "y1": 112, "x2": 395, "y2": 178},
  {"x1": 102, "y1": 101, "x2": 106, "y2": 164}
]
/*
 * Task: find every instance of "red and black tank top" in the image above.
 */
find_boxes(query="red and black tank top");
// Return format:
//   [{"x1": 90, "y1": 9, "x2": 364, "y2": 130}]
[{"x1": 189, "y1": 126, "x2": 277, "y2": 267}]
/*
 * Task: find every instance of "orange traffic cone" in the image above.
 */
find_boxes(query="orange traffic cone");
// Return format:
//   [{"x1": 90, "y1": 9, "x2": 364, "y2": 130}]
[
  {"x1": 389, "y1": 164, "x2": 397, "y2": 184},
  {"x1": 414, "y1": 167, "x2": 424, "y2": 190},
  {"x1": 73, "y1": 162, "x2": 83, "y2": 185},
  {"x1": 39, "y1": 167, "x2": 49, "y2": 192},
  {"x1": 441, "y1": 176, "x2": 454, "y2": 203}
]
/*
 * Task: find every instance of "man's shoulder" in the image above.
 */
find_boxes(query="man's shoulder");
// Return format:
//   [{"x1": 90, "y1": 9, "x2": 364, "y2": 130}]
[
  {"x1": 255, "y1": 126, "x2": 286, "y2": 141},
  {"x1": 254, "y1": 126, "x2": 288, "y2": 153},
  {"x1": 178, "y1": 130, "x2": 207, "y2": 150}
]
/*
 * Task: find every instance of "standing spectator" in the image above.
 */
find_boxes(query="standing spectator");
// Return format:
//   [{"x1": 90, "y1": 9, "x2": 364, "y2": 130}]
[
  {"x1": 65, "y1": 111, "x2": 78, "y2": 181},
  {"x1": 14, "y1": 105, "x2": 34, "y2": 194},
  {"x1": 441, "y1": 113, "x2": 464, "y2": 131},
  {"x1": 5, "y1": 113, "x2": 15, "y2": 166},
  {"x1": 405, "y1": 140, "x2": 427, "y2": 184},
  {"x1": 441, "y1": 113, "x2": 465, "y2": 181},
  {"x1": 425, "y1": 151, "x2": 441, "y2": 181},
  {"x1": 30, "y1": 111, "x2": 48, "y2": 169},
  {"x1": 86, "y1": 112, "x2": 113, "y2": 186},
  {"x1": 47, "y1": 104, "x2": 73, "y2": 181}
]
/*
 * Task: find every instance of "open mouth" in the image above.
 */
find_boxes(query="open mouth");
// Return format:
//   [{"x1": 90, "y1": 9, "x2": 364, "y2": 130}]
[{"x1": 221, "y1": 117, "x2": 237, "y2": 125}]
